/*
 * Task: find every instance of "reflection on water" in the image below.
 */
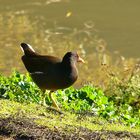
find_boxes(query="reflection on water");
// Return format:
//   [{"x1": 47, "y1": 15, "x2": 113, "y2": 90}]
[{"x1": 0, "y1": 0, "x2": 140, "y2": 87}]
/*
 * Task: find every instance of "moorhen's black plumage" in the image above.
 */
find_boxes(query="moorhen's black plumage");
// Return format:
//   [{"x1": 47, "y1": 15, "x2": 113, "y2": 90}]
[{"x1": 20, "y1": 43, "x2": 85, "y2": 111}]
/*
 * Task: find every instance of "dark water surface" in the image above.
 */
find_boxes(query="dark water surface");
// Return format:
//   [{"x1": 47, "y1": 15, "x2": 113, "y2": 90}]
[{"x1": 0, "y1": 0, "x2": 140, "y2": 86}]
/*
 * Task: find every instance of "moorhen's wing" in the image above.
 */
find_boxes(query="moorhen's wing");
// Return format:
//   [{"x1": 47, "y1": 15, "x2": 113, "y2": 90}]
[{"x1": 22, "y1": 55, "x2": 62, "y2": 73}]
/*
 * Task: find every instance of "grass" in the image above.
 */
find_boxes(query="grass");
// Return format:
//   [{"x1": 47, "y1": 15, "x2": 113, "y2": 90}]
[
  {"x1": 0, "y1": 71, "x2": 140, "y2": 139},
  {"x1": 0, "y1": 71, "x2": 140, "y2": 126},
  {"x1": 0, "y1": 99, "x2": 140, "y2": 139}
]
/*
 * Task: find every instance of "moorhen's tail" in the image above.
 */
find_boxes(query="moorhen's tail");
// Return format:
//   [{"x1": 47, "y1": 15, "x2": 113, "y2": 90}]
[{"x1": 20, "y1": 43, "x2": 37, "y2": 56}]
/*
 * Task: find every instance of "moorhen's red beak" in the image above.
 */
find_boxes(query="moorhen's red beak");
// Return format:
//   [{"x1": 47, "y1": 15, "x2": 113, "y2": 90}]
[{"x1": 77, "y1": 56, "x2": 85, "y2": 63}]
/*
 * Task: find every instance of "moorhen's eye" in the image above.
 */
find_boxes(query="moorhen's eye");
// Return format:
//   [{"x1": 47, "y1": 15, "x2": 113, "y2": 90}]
[{"x1": 71, "y1": 52, "x2": 78, "y2": 59}]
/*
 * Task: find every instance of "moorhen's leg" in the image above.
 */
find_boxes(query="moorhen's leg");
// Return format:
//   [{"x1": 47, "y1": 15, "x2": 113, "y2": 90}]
[
  {"x1": 43, "y1": 94, "x2": 47, "y2": 107},
  {"x1": 49, "y1": 91, "x2": 60, "y2": 111},
  {"x1": 41, "y1": 89, "x2": 48, "y2": 107},
  {"x1": 42, "y1": 90, "x2": 63, "y2": 114}
]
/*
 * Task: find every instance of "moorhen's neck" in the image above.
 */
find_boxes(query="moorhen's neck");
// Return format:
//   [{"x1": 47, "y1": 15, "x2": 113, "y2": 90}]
[
  {"x1": 61, "y1": 55, "x2": 78, "y2": 84},
  {"x1": 62, "y1": 57, "x2": 78, "y2": 79}
]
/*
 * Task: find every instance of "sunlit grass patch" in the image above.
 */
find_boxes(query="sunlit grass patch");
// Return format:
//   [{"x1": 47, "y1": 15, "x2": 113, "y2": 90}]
[
  {"x1": 0, "y1": 99, "x2": 139, "y2": 135},
  {"x1": 0, "y1": 71, "x2": 140, "y2": 127}
]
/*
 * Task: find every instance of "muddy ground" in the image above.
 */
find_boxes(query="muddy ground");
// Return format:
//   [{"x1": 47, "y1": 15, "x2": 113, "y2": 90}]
[{"x1": 0, "y1": 117, "x2": 140, "y2": 140}]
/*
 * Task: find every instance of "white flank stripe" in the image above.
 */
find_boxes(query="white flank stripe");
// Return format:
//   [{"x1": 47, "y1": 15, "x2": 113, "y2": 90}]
[{"x1": 30, "y1": 72, "x2": 44, "y2": 74}]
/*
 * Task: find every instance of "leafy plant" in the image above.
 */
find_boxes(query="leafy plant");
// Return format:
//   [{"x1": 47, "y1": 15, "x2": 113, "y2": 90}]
[
  {"x1": 0, "y1": 71, "x2": 41, "y2": 103},
  {"x1": 0, "y1": 71, "x2": 140, "y2": 126}
]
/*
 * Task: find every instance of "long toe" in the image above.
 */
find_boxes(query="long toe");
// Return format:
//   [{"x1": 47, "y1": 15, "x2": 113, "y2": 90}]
[{"x1": 47, "y1": 106, "x2": 63, "y2": 114}]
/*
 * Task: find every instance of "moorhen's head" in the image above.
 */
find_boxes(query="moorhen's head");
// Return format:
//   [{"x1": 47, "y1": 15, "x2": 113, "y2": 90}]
[{"x1": 62, "y1": 52, "x2": 85, "y2": 64}]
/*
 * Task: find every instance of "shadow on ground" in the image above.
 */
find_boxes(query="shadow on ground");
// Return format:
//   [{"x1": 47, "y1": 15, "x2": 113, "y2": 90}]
[{"x1": 0, "y1": 117, "x2": 139, "y2": 140}]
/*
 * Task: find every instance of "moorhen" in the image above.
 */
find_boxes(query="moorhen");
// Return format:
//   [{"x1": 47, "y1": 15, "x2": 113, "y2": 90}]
[{"x1": 20, "y1": 43, "x2": 85, "y2": 112}]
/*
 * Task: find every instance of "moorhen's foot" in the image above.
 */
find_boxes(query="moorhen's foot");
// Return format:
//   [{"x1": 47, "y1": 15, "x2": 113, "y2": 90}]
[
  {"x1": 42, "y1": 102, "x2": 48, "y2": 107},
  {"x1": 47, "y1": 106, "x2": 63, "y2": 114}
]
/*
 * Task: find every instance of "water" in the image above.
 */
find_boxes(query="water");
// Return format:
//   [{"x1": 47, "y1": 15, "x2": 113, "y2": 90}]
[{"x1": 0, "y1": 0, "x2": 140, "y2": 86}]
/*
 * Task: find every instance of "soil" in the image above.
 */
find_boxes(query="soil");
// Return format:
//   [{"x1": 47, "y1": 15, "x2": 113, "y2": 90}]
[{"x1": 0, "y1": 117, "x2": 140, "y2": 140}]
